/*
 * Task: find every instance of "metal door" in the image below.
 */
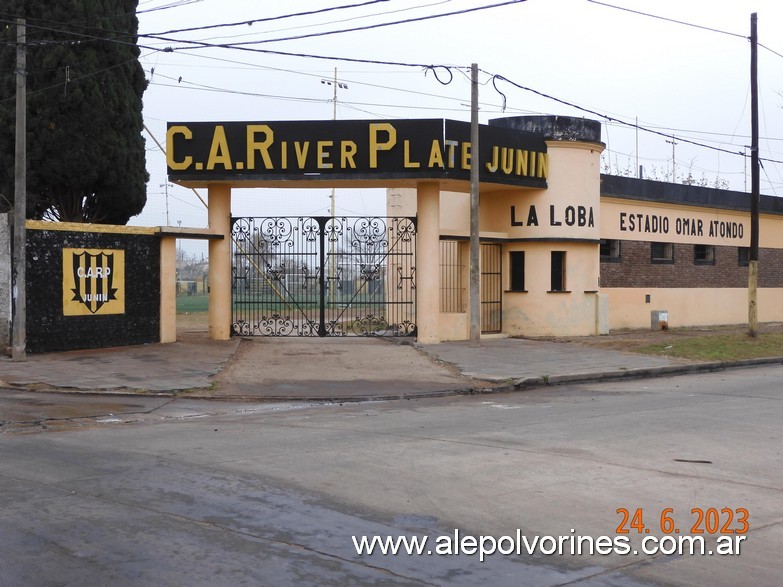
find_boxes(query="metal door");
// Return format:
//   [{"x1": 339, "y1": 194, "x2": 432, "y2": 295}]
[
  {"x1": 481, "y1": 243, "x2": 502, "y2": 333},
  {"x1": 231, "y1": 216, "x2": 416, "y2": 337}
]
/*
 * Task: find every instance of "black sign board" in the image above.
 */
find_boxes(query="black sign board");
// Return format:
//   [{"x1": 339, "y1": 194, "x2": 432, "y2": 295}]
[{"x1": 166, "y1": 119, "x2": 548, "y2": 188}]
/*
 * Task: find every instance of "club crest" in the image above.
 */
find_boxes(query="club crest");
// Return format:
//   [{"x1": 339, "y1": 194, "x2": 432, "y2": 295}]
[{"x1": 63, "y1": 248, "x2": 125, "y2": 316}]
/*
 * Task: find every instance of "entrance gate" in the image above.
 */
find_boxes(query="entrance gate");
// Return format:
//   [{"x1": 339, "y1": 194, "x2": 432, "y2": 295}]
[{"x1": 231, "y1": 216, "x2": 416, "y2": 337}]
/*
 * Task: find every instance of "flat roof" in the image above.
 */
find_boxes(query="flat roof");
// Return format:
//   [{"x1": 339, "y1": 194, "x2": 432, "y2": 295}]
[{"x1": 600, "y1": 174, "x2": 783, "y2": 215}]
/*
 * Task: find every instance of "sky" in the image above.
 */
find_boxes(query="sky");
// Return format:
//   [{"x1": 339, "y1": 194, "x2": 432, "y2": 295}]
[{"x1": 131, "y1": 0, "x2": 783, "y2": 257}]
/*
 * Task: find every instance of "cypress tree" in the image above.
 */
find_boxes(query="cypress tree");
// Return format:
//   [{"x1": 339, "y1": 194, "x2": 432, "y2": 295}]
[{"x1": 0, "y1": 0, "x2": 148, "y2": 224}]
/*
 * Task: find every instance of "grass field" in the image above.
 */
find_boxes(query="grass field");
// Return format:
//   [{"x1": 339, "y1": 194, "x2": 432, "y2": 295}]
[
  {"x1": 176, "y1": 294, "x2": 209, "y2": 314},
  {"x1": 637, "y1": 332, "x2": 783, "y2": 361}
]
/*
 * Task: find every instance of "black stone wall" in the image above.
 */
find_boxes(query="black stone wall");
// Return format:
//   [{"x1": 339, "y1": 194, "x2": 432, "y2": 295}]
[{"x1": 26, "y1": 228, "x2": 160, "y2": 353}]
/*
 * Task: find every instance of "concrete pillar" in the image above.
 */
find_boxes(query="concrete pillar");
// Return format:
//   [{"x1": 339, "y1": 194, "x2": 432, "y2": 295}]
[
  {"x1": 416, "y1": 181, "x2": 440, "y2": 344},
  {"x1": 208, "y1": 184, "x2": 232, "y2": 340},
  {"x1": 159, "y1": 236, "x2": 177, "y2": 343}
]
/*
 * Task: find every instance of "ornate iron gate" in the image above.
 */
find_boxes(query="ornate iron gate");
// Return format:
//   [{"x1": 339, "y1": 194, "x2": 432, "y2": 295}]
[{"x1": 231, "y1": 216, "x2": 416, "y2": 337}]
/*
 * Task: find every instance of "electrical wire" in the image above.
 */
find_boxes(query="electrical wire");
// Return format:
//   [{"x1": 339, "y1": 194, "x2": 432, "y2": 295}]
[
  {"x1": 3, "y1": 1, "x2": 782, "y2": 170},
  {"x1": 147, "y1": 0, "x2": 393, "y2": 36},
  {"x1": 148, "y1": 0, "x2": 526, "y2": 47},
  {"x1": 586, "y1": 0, "x2": 746, "y2": 40},
  {"x1": 488, "y1": 73, "x2": 783, "y2": 166}
]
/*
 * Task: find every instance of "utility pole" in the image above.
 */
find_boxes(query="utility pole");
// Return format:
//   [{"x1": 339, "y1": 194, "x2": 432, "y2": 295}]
[
  {"x1": 665, "y1": 135, "x2": 677, "y2": 182},
  {"x1": 635, "y1": 116, "x2": 639, "y2": 178},
  {"x1": 469, "y1": 63, "x2": 481, "y2": 347},
  {"x1": 160, "y1": 183, "x2": 171, "y2": 226},
  {"x1": 12, "y1": 19, "x2": 27, "y2": 362},
  {"x1": 748, "y1": 12, "x2": 760, "y2": 337},
  {"x1": 321, "y1": 68, "x2": 347, "y2": 305}
]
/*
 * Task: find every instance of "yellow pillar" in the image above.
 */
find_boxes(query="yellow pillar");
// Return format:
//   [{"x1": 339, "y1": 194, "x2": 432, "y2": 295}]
[
  {"x1": 159, "y1": 236, "x2": 177, "y2": 343},
  {"x1": 208, "y1": 183, "x2": 232, "y2": 340},
  {"x1": 416, "y1": 181, "x2": 440, "y2": 344}
]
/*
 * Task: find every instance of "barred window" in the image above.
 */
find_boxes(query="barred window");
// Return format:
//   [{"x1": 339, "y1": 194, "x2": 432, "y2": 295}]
[
  {"x1": 440, "y1": 240, "x2": 465, "y2": 312},
  {"x1": 600, "y1": 239, "x2": 621, "y2": 263},
  {"x1": 694, "y1": 244, "x2": 716, "y2": 265},
  {"x1": 651, "y1": 242, "x2": 674, "y2": 264}
]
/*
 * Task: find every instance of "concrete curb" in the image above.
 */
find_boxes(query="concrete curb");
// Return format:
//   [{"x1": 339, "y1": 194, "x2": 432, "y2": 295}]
[
  {"x1": 509, "y1": 356, "x2": 783, "y2": 390},
  {"x1": 3, "y1": 356, "x2": 782, "y2": 403}
]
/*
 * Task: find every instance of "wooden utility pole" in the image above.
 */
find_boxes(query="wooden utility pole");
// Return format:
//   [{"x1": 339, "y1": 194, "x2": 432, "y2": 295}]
[
  {"x1": 748, "y1": 13, "x2": 760, "y2": 337},
  {"x1": 469, "y1": 63, "x2": 481, "y2": 347},
  {"x1": 12, "y1": 19, "x2": 27, "y2": 361}
]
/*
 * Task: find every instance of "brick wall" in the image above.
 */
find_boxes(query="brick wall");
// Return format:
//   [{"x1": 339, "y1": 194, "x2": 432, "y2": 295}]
[
  {"x1": 600, "y1": 240, "x2": 783, "y2": 288},
  {"x1": 26, "y1": 228, "x2": 160, "y2": 353}
]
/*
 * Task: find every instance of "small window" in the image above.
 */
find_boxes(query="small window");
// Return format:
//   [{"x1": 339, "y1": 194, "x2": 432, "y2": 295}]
[
  {"x1": 694, "y1": 244, "x2": 715, "y2": 265},
  {"x1": 651, "y1": 242, "x2": 674, "y2": 264},
  {"x1": 738, "y1": 247, "x2": 750, "y2": 267},
  {"x1": 600, "y1": 239, "x2": 621, "y2": 263},
  {"x1": 509, "y1": 251, "x2": 525, "y2": 291},
  {"x1": 550, "y1": 251, "x2": 566, "y2": 292}
]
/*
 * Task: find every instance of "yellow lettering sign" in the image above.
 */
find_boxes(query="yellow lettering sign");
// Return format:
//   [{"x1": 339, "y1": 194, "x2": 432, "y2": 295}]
[
  {"x1": 537, "y1": 152, "x2": 548, "y2": 178},
  {"x1": 369, "y1": 123, "x2": 396, "y2": 168},
  {"x1": 246, "y1": 124, "x2": 273, "y2": 170},
  {"x1": 403, "y1": 140, "x2": 420, "y2": 169},
  {"x1": 206, "y1": 125, "x2": 232, "y2": 170},
  {"x1": 341, "y1": 141, "x2": 357, "y2": 169},
  {"x1": 166, "y1": 125, "x2": 192, "y2": 170},
  {"x1": 461, "y1": 142, "x2": 471, "y2": 170},
  {"x1": 428, "y1": 140, "x2": 444, "y2": 168},
  {"x1": 295, "y1": 141, "x2": 310, "y2": 169},
  {"x1": 317, "y1": 140, "x2": 333, "y2": 169},
  {"x1": 515, "y1": 149, "x2": 529, "y2": 176}
]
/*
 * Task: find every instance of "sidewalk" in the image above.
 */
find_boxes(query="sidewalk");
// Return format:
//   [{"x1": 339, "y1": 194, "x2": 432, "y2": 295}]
[{"x1": 3, "y1": 328, "x2": 781, "y2": 401}]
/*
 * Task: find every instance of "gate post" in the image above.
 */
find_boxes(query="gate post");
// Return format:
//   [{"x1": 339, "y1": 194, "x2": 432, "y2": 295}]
[
  {"x1": 208, "y1": 183, "x2": 232, "y2": 340},
  {"x1": 416, "y1": 181, "x2": 440, "y2": 344},
  {"x1": 160, "y1": 236, "x2": 177, "y2": 343}
]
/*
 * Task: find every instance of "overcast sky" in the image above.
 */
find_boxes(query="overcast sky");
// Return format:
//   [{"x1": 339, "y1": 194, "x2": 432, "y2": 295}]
[{"x1": 132, "y1": 0, "x2": 783, "y2": 242}]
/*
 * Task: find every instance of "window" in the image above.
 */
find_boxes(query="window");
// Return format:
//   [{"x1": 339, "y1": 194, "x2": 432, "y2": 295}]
[
  {"x1": 651, "y1": 242, "x2": 674, "y2": 264},
  {"x1": 550, "y1": 251, "x2": 566, "y2": 292},
  {"x1": 509, "y1": 251, "x2": 526, "y2": 291},
  {"x1": 440, "y1": 240, "x2": 465, "y2": 312},
  {"x1": 600, "y1": 239, "x2": 621, "y2": 263},
  {"x1": 738, "y1": 247, "x2": 750, "y2": 267},
  {"x1": 694, "y1": 244, "x2": 715, "y2": 265}
]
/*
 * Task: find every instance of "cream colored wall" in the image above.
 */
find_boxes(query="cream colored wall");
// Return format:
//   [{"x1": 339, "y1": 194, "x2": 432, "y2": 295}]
[
  {"x1": 603, "y1": 287, "x2": 783, "y2": 330},
  {"x1": 387, "y1": 188, "x2": 417, "y2": 217},
  {"x1": 387, "y1": 139, "x2": 607, "y2": 339},
  {"x1": 439, "y1": 312, "x2": 469, "y2": 341},
  {"x1": 484, "y1": 142, "x2": 602, "y2": 241},
  {"x1": 503, "y1": 242, "x2": 601, "y2": 336},
  {"x1": 160, "y1": 237, "x2": 177, "y2": 343},
  {"x1": 602, "y1": 197, "x2": 783, "y2": 248}
]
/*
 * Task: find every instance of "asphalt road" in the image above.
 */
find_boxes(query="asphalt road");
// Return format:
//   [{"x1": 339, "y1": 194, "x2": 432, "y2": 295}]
[{"x1": 1, "y1": 365, "x2": 781, "y2": 586}]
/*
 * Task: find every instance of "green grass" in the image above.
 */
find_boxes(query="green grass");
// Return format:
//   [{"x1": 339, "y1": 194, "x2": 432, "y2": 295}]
[
  {"x1": 637, "y1": 333, "x2": 783, "y2": 361},
  {"x1": 176, "y1": 294, "x2": 209, "y2": 314}
]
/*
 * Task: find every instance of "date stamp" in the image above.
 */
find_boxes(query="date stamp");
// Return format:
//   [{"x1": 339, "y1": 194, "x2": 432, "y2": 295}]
[{"x1": 616, "y1": 507, "x2": 749, "y2": 535}]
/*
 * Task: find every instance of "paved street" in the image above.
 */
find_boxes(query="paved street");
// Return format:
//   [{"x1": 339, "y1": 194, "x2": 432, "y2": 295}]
[{"x1": 1, "y1": 365, "x2": 781, "y2": 586}]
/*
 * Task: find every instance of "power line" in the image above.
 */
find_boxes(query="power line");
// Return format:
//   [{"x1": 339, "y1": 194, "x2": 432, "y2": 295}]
[
  {"x1": 586, "y1": 0, "x2": 746, "y2": 40},
  {"x1": 586, "y1": 0, "x2": 783, "y2": 59},
  {"x1": 488, "y1": 73, "x2": 783, "y2": 166},
  {"x1": 194, "y1": 0, "x2": 455, "y2": 43},
  {"x1": 137, "y1": 0, "x2": 204, "y2": 16},
  {"x1": 145, "y1": 0, "x2": 527, "y2": 49},
  {"x1": 4, "y1": 3, "x2": 783, "y2": 169},
  {"x1": 146, "y1": 0, "x2": 393, "y2": 36}
]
